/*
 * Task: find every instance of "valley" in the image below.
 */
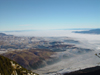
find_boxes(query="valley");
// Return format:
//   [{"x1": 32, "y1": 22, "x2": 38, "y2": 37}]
[{"x1": 0, "y1": 32, "x2": 98, "y2": 75}]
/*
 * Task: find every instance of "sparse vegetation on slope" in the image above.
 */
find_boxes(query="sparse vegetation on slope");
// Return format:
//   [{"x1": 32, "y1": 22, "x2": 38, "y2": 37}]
[{"x1": 0, "y1": 55, "x2": 39, "y2": 75}]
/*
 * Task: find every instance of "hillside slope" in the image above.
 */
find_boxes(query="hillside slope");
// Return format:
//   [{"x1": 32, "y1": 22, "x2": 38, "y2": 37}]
[
  {"x1": 2, "y1": 49, "x2": 54, "y2": 70},
  {"x1": 63, "y1": 66, "x2": 100, "y2": 75},
  {"x1": 0, "y1": 55, "x2": 39, "y2": 75}
]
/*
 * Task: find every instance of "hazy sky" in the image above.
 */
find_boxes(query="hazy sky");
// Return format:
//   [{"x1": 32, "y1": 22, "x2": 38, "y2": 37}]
[{"x1": 0, "y1": 0, "x2": 100, "y2": 31}]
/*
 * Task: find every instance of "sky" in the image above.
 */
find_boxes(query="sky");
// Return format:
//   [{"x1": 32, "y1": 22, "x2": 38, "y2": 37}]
[{"x1": 0, "y1": 0, "x2": 100, "y2": 31}]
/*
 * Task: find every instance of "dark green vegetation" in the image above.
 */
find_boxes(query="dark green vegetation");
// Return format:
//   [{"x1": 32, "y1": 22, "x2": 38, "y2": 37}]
[
  {"x1": 74, "y1": 29, "x2": 100, "y2": 34},
  {"x1": 0, "y1": 55, "x2": 38, "y2": 75},
  {"x1": 63, "y1": 66, "x2": 100, "y2": 75},
  {"x1": 0, "y1": 55, "x2": 13, "y2": 74}
]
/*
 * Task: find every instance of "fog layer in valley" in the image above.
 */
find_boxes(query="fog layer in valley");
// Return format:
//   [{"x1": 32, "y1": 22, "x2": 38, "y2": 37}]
[{"x1": 4, "y1": 30, "x2": 100, "y2": 75}]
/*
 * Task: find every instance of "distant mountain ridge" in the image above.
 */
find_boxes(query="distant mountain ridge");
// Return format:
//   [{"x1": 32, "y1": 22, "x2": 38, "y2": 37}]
[
  {"x1": 0, "y1": 30, "x2": 35, "y2": 32},
  {"x1": 0, "y1": 28, "x2": 93, "y2": 32},
  {"x1": 74, "y1": 29, "x2": 100, "y2": 34},
  {"x1": 0, "y1": 33, "x2": 13, "y2": 36},
  {"x1": 0, "y1": 33, "x2": 6, "y2": 36}
]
